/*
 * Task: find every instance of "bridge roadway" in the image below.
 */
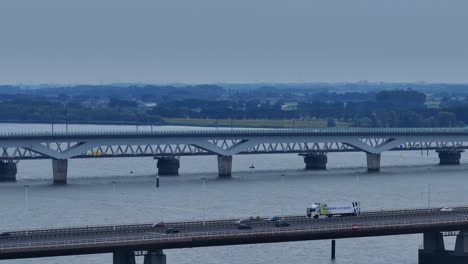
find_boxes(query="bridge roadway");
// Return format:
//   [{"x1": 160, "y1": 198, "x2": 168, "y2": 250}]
[
  {"x1": 1, "y1": 127, "x2": 468, "y2": 182},
  {"x1": 1, "y1": 207, "x2": 468, "y2": 260}
]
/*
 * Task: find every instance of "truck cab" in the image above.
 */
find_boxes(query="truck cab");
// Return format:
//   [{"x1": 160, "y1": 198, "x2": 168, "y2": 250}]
[{"x1": 307, "y1": 203, "x2": 320, "y2": 218}]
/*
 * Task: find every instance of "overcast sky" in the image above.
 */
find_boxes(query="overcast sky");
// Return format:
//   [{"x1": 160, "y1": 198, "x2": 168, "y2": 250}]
[{"x1": 0, "y1": 0, "x2": 467, "y2": 84}]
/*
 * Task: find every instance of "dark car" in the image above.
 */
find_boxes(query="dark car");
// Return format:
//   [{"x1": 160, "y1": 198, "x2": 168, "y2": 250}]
[
  {"x1": 275, "y1": 220, "x2": 290, "y2": 227},
  {"x1": 152, "y1": 222, "x2": 165, "y2": 228},
  {"x1": 238, "y1": 223, "x2": 252, "y2": 229},
  {"x1": 269, "y1": 216, "x2": 281, "y2": 222},
  {"x1": 165, "y1": 228, "x2": 180, "y2": 234},
  {"x1": 236, "y1": 218, "x2": 251, "y2": 224},
  {"x1": 0, "y1": 232, "x2": 11, "y2": 238}
]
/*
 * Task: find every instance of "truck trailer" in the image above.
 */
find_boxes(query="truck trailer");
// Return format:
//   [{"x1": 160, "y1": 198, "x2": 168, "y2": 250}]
[{"x1": 307, "y1": 202, "x2": 361, "y2": 218}]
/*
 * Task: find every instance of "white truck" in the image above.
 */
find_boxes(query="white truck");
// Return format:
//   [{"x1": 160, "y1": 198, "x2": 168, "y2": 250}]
[{"x1": 307, "y1": 202, "x2": 361, "y2": 218}]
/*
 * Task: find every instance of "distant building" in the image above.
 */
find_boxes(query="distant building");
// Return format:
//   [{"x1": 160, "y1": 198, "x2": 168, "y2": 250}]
[{"x1": 281, "y1": 102, "x2": 298, "y2": 111}]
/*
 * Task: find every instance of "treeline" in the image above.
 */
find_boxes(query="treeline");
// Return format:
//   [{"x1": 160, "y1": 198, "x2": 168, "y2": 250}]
[
  {"x1": 150, "y1": 90, "x2": 467, "y2": 127},
  {"x1": 1, "y1": 85, "x2": 468, "y2": 127},
  {"x1": 0, "y1": 95, "x2": 163, "y2": 124}
]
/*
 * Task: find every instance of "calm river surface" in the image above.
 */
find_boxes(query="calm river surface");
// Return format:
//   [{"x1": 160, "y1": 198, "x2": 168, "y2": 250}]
[{"x1": 1, "y1": 123, "x2": 467, "y2": 264}]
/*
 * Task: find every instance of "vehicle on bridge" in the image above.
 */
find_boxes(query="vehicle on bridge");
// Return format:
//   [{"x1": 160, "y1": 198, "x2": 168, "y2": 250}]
[
  {"x1": 275, "y1": 220, "x2": 290, "y2": 227},
  {"x1": 440, "y1": 207, "x2": 453, "y2": 212},
  {"x1": 236, "y1": 218, "x2": 252, "y2": 224},
  {"x1": 237, "y1": 223, "x2": 252, "y2": 229},
  {"x1": 269, "y1": 216, "x2": 281, "y2": 222},
  {"x1": 307, "y1": 202, "x2": 361, "y2": 218},
  {"x1": 165, "y1": 228, "x2": 180, "y2": 234},
  {"x1": 152, "y1": 222, "x2": 165, "y2": 228}
]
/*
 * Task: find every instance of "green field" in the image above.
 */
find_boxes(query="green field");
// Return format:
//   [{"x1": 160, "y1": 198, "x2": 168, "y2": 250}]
[{"x1": 163, "y1": 118, "x2": 352, "y2": 128}]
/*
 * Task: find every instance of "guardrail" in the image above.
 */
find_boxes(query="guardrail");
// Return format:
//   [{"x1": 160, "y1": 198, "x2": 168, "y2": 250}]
[
  {"x1": 1, "y1": 127, "x2": 468, "y2": 139},
  {"x1": 2, "y1": 215, "x2": 468, "y2": 252},
  {"x1": 3, "y1": 207, "x2": 468, "y2": 241}
]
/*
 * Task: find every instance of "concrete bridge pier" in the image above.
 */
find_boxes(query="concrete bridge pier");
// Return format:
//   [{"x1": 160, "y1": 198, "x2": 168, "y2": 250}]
[
  {"x1": 156, "y1": 157, "x2": 180, "y2": 176},
  {"x1": 301, "y1": 153, "x2": 327, "y2": 170},
  {"x1": 217, "y1": 155, "x2": 232, "y2": 177},
  {"x1": 437, "y1": 149, "x2": 463, "y2": 165},
  {"x1": 419, "y1": 231, "x2": 468, "y2": 264},
  {"x1": 144, "y1": 250, "x2": 166, "y2": 264},
  {"x1": 455, "y1": 230, "x2": 468, "y2": 254},
  {"x1": 366, "y1": 153, "x2": 381, "y2": 172},
  {"x1": 423, "y1": 232, "x2": 445, "y2": 252},
  {"x1": 113, "y1": 251, "x2": 136, "y2": 264},
  {"x1": 52, "y1": 159, "x2": 68, "y2": 184},
  {"x1": 0, "y1": 161, "x2": 17, "y2": 181}
]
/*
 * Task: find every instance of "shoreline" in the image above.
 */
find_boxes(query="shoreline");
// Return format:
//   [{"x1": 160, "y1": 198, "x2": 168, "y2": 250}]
[{"x1": 0, "y1": 119, "x2": 353, "y2": 128}]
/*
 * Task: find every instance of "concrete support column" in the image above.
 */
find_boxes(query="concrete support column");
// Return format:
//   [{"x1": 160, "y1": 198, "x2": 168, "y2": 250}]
[
  {"x1": 113, "y1": 251, "x2": 136, "y2": 264},
  {"x1": 144, "y1": 250, "x2": 166, "y2": 264},
  {"x1": 52, "y1": 159, "x2": 68, "y2": 184},
  {"x1": 301, "y1": 153, "x2": 327, "y2": 170},
  {"x1": 366, "y1": 153, "x2": 381, "y2": 172},
  {"x1": 156, "y1": 157, "x2": 180, "y2": 176},
  {"x1": 423, "y1": 232, "x2": 445, "y2": 252},
  {"x1": 437, "y1": 150, "x2": 463, "y2": 165},
  {"x1": 217, "y1": 155, "x2": 232, "y2": 177},
  {"x1": 331, "y1": 240, "x2": 336, "y2": 260},
  {"x1": 455, "y1": 230, "x2": 468, "y2": 254},
  {"x1": 418, "y1": 231, "x2": 468, "y2": 264},
  {"x1": 0, "y1": 161, "x2": 17, "y2": 182}
]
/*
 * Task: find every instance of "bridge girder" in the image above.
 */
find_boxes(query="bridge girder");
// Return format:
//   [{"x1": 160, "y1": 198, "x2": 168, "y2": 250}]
[{"x1": 0, "y1": 130, "x2": 468, "y2": 160}]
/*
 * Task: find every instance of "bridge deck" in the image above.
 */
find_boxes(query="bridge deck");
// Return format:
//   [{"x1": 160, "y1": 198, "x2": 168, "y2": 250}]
[
  {"x1": 1, "y1": 127, "x2": 468, "y2": 161},
  {"x1": 1, "y1": 207, "x2": 468, "y2": 259},
  {"x1": 2, "y1": 127, "x2": 468, "y2": 140}
]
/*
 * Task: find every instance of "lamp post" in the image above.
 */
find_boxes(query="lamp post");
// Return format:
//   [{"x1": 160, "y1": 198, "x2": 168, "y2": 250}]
[
  {"x1": 248, "y1": 164, "x2": 255, "y2": 180},
  {"x1": 428, "y1": 183, "x2": 431, "y2": 209},
  {"x1": 24, "y1": 184, "x2": 29, "y2": 210},
  {"x1": 65, "y1": 109, "x2": 69, "y2": 133},
  {"x1": 281, "y1": 174, "x2": 285, "y2": 219},
  {"x1": 427, "y1": 168, "x2": 431, "y2": 208},
  {"x1": 201, "y1": 177, "x2": 207, "y2": 225}
]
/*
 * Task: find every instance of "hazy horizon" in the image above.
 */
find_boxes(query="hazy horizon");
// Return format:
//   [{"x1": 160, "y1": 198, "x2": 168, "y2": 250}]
[
  {"x1": 1, "y1": 0, "x2": 467, "y2": 84},
  {"x1": 3, "y1": 81, "x2": 468, "y2": 88}
]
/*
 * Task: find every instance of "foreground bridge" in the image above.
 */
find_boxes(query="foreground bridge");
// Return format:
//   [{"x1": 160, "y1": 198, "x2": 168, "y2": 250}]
[
  {"x1": 0, "y1": 128, "x2": 467, "y2": 183},
  {"x1": 1, "y1": 207, "x2": 468, "y2": 264}
]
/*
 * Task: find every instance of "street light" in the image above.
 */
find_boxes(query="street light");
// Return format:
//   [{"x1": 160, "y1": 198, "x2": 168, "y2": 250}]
[
  {"x1": 427, "y1": 168, "x2": 431, "y2": 208},
  {"x1": 201, "y1": 177, "x2": 207, "y2": 225},
  {"x1": 281, "y1": 174, "x2": 285, "y2": 219},
  {"x1": 24, "y1": 184, "x2": 29, "y2": 210},
  {"x1": 65, "y1": 109, "x2": 69, "y2": 133},
  {"x1": 248, "y1": 164, "x2": 255, "y2": 180},
  {"x1": 428, "y1": 183, "x2": 431, "y2": 208}
]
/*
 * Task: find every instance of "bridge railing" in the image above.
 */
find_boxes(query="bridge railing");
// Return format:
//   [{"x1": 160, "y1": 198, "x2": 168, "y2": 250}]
[
  {"x1": 1, "y1": 127, "x2": 468, "y2": 139},
  {"x1": 5, "y1": 206, "x2": 468, "y2": 240},
  {"x1": 2, "y1": 216, "x2": 468, "y2": 251}
]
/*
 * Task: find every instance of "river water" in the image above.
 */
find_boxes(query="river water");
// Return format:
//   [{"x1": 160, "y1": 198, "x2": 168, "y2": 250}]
[{"x1": 1, "y1": 123, "x2": 467, "y2": 264}]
